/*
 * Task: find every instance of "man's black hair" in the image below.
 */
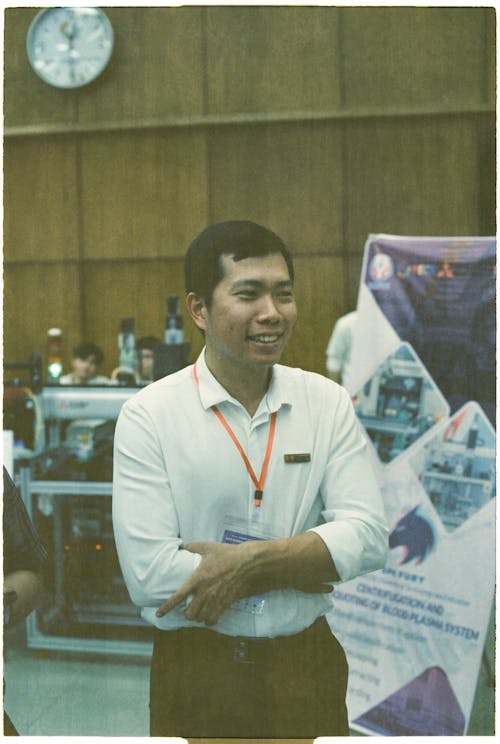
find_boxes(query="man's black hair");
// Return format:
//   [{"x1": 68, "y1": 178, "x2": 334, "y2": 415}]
[
  {"x1": 136, "y1": 336, "x2": 160, "y2": 352},
  {"x1": 184, "y1": 220, "x2": 294, "y2": 306},
  {"x1": 73, "y1": 342, "x2": 104, "y2": 366}
]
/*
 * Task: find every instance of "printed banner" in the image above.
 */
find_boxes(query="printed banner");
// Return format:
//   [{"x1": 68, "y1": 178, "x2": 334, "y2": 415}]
[{"x1": 328, "y1": 235, "x2": 496, "y2": 736}]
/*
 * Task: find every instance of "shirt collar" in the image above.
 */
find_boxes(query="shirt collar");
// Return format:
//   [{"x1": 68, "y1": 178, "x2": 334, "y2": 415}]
[{"x1": 194, "y1": 348, "x2": 293, "y2": 414}]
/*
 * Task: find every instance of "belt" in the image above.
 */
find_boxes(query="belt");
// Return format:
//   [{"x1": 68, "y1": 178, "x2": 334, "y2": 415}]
[
  {"x1": 154, "y1": 616, "x2": 330, "y2": 666},
  {"x1": 225, "y1": 616, "x2": 329, "y2": 665},
  {"x1": 231, "y1": 635, "x2": 270, "y2": 665}
]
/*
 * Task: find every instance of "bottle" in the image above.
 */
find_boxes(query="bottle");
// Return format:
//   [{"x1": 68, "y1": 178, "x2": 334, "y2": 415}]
[
  {"x1": 47, "y1": 328, "x2": 63, "y2": 383},
  {"x1": 164, "y1": 295, "x2": 184, "y2": 345},
  {"x1": 118, "y1": 317, "x2": 137, "y2": 371}
]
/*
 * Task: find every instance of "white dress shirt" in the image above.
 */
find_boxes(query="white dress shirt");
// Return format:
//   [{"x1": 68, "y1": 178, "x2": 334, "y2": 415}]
[{"x1": 112, "y1": 349, "x2": 388, "y2": 638}]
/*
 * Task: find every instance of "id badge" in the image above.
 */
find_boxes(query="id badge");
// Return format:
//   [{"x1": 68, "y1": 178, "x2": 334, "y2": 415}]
[{"x1": 221, "y1": 517, "x2": 276, "y2": 616}]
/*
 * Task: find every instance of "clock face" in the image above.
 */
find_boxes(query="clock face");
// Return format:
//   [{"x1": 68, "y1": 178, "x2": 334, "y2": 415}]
[{"x1": 26, "y1": 7, "x2": 114, "y2": 89}]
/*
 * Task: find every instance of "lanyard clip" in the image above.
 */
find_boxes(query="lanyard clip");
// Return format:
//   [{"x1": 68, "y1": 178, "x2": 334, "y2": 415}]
[{"x1": 254, "y1": 489, "x2": 263, "y2": 507}]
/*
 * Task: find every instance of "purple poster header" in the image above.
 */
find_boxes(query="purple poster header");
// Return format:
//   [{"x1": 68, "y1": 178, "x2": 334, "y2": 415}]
[{"x1": 364, "y1": 237, "x2": 496, "y2": 426}]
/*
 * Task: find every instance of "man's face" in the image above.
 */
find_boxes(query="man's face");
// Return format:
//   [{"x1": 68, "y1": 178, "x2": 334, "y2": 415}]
[
  {"x1": 72, "y1": 354, "x2": 98, "y2": 383},
  {"x1": 138, "y1": 349, "x2": 155, "y2": 381},
  {"x1": 200, "y1": 252, "x2": 297, "y2": 371}
]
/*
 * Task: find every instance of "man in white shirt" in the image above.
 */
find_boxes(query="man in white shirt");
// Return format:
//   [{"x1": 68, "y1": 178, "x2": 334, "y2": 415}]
[
  {"x1": 112, "y1": 220, "x2": 388, "y2": 738},
  {"x1": 59, "y1": 342, "x2": 110, "y2": 385},
  {"x1": 325, "y1": 310, "x2": 358, "y2": 388}
]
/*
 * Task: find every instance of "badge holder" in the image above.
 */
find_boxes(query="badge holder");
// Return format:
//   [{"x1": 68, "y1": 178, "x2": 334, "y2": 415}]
[{"x1": 221, "y1": 516, "x2": 280, "y2": 616}]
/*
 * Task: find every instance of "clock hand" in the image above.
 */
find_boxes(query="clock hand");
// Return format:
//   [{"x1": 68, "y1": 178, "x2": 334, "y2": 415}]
[
  {"x1": 60, "y1": 18, "x2": 80, "y2": 82},
  {"x1": 60, "y1": 20, "x2": 76, "y2": 42}
]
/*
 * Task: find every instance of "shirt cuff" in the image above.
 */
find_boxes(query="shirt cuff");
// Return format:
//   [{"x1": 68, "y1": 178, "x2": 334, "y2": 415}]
[{"x1": 308, "y1": 523, "x2": 364, "y2": 583}]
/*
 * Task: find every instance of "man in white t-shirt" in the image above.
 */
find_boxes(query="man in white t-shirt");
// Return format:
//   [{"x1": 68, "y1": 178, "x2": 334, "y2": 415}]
[
  {"x1": 325, "y1": 310, "x2": 358, "y2": 388},
  {"x1": 59, "y1": 342, "x2": 110, "y2": 385}
]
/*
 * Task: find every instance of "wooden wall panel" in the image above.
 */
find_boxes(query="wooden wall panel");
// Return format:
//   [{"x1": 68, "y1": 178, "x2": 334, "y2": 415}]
[
  {"x1": 341, "y1": 7, "x2": 491, "y2": 109},
  {"x1": 345, "y1": 255, "x2": 365, "y2": 312},
  {"x1": 3, "y1": 7, "x2": 495, "y2": 384},
  {"x1": 4, "y1": 263, "x2": 82, "y2": 371},
  {"x1": 4, "y1": 136, "x2": 80, "y2": 262},
  {"x1": 5, "y1": 7, "x2": 494, "y2": 130},
  {"x1": 205, "y1": 6, "x2": 341, "y2": 114},
  {"x1": 478, "y1": 115, "x2": 497, "y2": 234},
  {"x1": 82, "y1": 259, "x2": 203, "y2": 377},
  {"x1": 485, "y1": 9, "x2": 497, "y2": 105},
  {"x1": 80, "y1": 130, "x2": 209, "y2": 259},
  {"x1": 344, "y1": 115, "x2": 495, "y2": 257},
  {"x1": 208, "y1": 122, "x2": 344, "y2": 255},
  {"x1": 77, "y1": 7, "x2": 205, "y2": 125},
  {"x1": 4, "y1": 7, "x2": 205, "y2": 129},
  {"x1": 281, "y1": 256, "x2": 346, "y2": 374}
]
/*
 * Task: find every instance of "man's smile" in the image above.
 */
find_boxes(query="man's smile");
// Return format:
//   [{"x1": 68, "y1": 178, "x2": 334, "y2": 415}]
[{"x1": 247, "y1": 333, "x2": 282, "y2": 344}]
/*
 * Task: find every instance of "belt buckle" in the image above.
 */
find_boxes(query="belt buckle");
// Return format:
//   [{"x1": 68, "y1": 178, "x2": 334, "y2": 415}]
[{"x1": 233, "y1": 638, "x2": 255, "y2": 665}]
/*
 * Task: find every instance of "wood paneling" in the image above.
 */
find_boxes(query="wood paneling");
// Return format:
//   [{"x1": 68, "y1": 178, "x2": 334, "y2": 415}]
[
  {"x1": 208, "y1": 122, "x2": 344, "y2": 255},
  {"x1": 205, "y1": 7, "x2": 341, "y2": 114},
  {"x1": 5, "y1": 7, "x2": 494, "y2": 131},
  {"x1": 345, "y1": 254, "x2": 365, "y2": 312},
  {"x1": 344, "y1": 115, "x2": 495, "y2": 256},
  {"x1": 79, "y1": 130, "x2": 209, "y2": 260},
  {"x1": 484, "y1": 8, "x2": 497, "y2": 105},
  {"x1": 77, "y1": 7, "x2": 205, "y2": 125},
  {"x1": 281, "y1": 256, "x2": 346, "y2": 374},
  {"x1": 4, "y1": 7, "x2": 205, "y2": 130},
  {"x1": 4, "y1": 136, "x2": 80, "y2": 262},
  {"x1": 341, "y1": 7, "x2": 490, "y2": 109},
  {"x1": 82, "y1": 259, "x2": 203, "y2": 377},
  {"x1": 4, "y1": 263, "x2": 82, "y2": 371},
  {"x1": 3, "y1": 7, "x2": 496, "y2": 382}
]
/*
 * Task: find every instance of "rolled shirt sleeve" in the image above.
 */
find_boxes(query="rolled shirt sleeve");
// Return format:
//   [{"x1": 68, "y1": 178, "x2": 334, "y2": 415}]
[{"x1": 308, "y1": 385, "x2": 389, "y2": 582}]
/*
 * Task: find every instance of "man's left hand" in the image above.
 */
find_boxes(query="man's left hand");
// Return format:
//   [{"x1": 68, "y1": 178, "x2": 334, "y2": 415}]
[
  {"x1": 155, "y1": 537, "x2": 334, "y2": 626},
  {"x1": 155, "y1": 541, "x2": 259, "y2": 626}
]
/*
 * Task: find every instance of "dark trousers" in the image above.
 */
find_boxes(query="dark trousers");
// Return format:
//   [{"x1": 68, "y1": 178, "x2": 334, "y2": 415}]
[{"x1": 150, "y1": 616, "x2": 349, "y2": 738}]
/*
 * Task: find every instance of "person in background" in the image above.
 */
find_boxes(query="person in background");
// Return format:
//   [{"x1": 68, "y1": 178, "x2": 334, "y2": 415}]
[
  {"x1": 136, "y1": 336, "x2": 160, "y2": 384},
  {"x1": 112, "y1": 221, "x2": 388, "y2": 738},
  {"x1": 325, "y1": 310, "x2": 358, "y2": 388},
  {"x1": 59, "y1": 342, "x2": 109, "y2": 385},
  {"x1": 3, "y1": 467, "x2": 47, "y2": 735}
]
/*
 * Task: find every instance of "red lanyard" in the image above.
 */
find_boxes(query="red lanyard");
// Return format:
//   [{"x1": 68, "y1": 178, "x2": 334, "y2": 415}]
[{"x1": 193, "y1": 362, "x2": 277, "y2": 508}]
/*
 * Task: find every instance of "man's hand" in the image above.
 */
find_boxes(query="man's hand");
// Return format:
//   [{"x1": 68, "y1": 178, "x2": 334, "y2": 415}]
[
  {"x1": 4, "y1": 571, "x2": 43, "y2": 627},
  {"x1": 156, "y1": 541, "x2": 259, "y2": 626},
  {"x1": 156, "y1": 534, "x2": 335, "y2": 626}
]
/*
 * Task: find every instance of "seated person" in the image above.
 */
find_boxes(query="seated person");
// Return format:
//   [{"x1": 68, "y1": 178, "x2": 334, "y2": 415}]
[
  {"x1": 111, "y1": 336, "x2": 161, "y2": 386},
  {"x1": 4, "y1": 466, "x2": 47, "y2": 735},
  {"x1": 59, "y1": 342, "x2": 110, "y2": 385},
  {"x1": 136, "y1": 336, "x2": 160, "y2": 384}
]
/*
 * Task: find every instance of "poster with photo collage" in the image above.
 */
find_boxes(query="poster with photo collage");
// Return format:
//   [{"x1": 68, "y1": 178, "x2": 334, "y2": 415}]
[{"x1": 327, "y1": 235, "x2": 496, "y2": 736}]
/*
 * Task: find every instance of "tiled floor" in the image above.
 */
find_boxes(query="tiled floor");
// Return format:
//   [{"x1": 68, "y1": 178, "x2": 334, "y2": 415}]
[
  {"x1": 4, "y1": 620, "x2": 495, "y2": 737},
  {"x1": 4, "y1": 626, "x2": 150, "y2": 736}
]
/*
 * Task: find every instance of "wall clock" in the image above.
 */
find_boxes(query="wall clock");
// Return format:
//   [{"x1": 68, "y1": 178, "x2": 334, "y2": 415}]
[{"x1": 26, "y1": 7, "x2": 114, "y2": 89}]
